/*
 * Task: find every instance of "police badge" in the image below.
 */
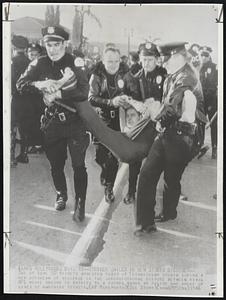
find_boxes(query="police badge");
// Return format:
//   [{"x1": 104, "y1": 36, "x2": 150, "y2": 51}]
[
  {"x1": 117, "y1": 79, "x2": 124, "y2": 89},
  {"x1": 207, "y1": 68, "x2": 212, "y2": 74},
  {"x1": 145, "y1": 42, "x2": 152, "y2": 50},
  {"x1": 156, "y1": 75, "x2": 162, "y2": 84},
  {"x1": 47, "y1": 27, "x2": 55, "y2": 34}
]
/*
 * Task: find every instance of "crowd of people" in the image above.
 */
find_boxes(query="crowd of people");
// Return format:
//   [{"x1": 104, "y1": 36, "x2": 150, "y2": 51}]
[{"x1": 11, "y1": 25, "x2": 218, "y2": 235}]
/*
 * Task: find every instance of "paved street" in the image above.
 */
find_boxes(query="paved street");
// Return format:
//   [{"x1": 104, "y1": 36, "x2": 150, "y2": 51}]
[{"x1": 8, "y1": 131, "x2": 218, "y2": 295}]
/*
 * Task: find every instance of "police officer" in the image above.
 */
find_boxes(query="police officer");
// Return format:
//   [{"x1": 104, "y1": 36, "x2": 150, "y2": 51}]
[
  {"x1": 26, "y1": 43, "x2": 45, "y2": 154},
  {"x1": 123, "y1": 42, "x2": 167, "y2": 204},
  {"x1": 88, "y1": 45, "x2": 129, "y2": 203},
  {"x1": 11, "y1": 35, "x2": 30, "y2": 166},
  {"x1": 134, "y1": 42, "x2": 207, "y2": 236},
  {"x1": 17, "y1": 26, "x2": 90, "y2": 222},
  {"x1": 199, "y1": 46, "x2": 218, "y2": 159},
  {"x1": 187, "y1": 43, "x2": 201, "y2": 71}
]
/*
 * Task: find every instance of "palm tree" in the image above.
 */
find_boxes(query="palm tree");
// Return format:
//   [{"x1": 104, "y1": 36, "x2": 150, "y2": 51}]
[{"x1": 72, "y1": 5, "x2": 102, "y2": 51}]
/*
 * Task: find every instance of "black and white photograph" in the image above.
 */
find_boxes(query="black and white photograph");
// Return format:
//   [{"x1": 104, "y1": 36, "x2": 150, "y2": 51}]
[{"x1": 3, "y1": 2, "x2": 223, "y2": 296}]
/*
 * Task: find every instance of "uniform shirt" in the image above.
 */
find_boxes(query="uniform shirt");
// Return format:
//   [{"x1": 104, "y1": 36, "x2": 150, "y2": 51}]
[
  {"x1": 123, "y1": 65, "x2": 167, "y2": 102},
  {"x1": 88, "y1": 61, "x2": 128, "y2": 130},
  {"x1": 16, "y1": 53, "x2": 89, "y2": 117},
  {"x1": 199, "y1": 60, "x2": 218, "y2": 110},
  {"x1": 156, "y1": 63, "x2": 207, "y2": 127}
]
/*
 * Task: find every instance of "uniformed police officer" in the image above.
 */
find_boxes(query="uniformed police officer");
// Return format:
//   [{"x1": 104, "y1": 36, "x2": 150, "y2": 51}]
[
  {"x1": 199, "y1": 46, "x2": 218, "y2": 159},
  {"x1": 11, "y1": 35, "x2": 30, "y2": 166},
  {"x1": 88, "y1": 45, "x2": 129, "y2": 203},
  {"x1": 123, "y1": 42, "x2": 167, "y2": 204},
  {"x1": 134, "y1": 42, "x2": 207, "y2": 236},
  {"x1": 17, "y1": 26, "x2": 90, "y2": 222},
  {"x1": 187, "y1": 43, "x2": 201, "y2": 71}
]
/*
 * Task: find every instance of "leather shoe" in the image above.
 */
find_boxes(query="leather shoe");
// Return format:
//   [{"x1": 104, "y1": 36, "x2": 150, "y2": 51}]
[
  {"x1": 73, "y1": 197, "x2": 85, "y2": 222},
  {"x1": 154, "y1": 213, "x2": 177, "y2": 222},
  {"x1": 104, "y1": 184, "x2": 115, "y2": 203},
  {"x1": 55, "y1": 191, "x2": 67, "y2": 211},
  {"x1": 134, "y1": 224, "x2": 157, "y2": 236},
  {"x1": 123, "y1": 193, "x2": 135, "y2": 204}
]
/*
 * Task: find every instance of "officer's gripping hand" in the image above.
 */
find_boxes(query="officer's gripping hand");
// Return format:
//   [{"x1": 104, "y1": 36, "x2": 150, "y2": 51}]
[
  {"x1": 43, "y1": 90, "x2": 62, "y2": 107},
  {"x1": 34, "y1": 80, "x2": 61, "y2": 94},
  {"x1": 112, "y1": 95, "x2": 131, "y2": 109}
]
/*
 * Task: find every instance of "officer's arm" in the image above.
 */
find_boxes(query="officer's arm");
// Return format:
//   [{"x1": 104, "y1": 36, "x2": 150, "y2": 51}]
[
  {"x1": 155, "y1": 75, "x2": 192, "y2": 126},
  {"x1": 16, "y1": 59, "x2": 42, "y2": 95},
  {"x1": 88, "y1": 74, "x2": 114, "y2": 108},
  {"x1": 179, "y1": 90, "x2": 197, "y2": 123},
  {"x1": 60, "y1": 67, "x2": 89, "y2": 102}
]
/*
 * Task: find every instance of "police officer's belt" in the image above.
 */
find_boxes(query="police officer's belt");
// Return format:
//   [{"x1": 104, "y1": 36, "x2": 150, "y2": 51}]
[
  {"x1": 46, "y1": 108, "x2": 77, "y2": 123},
  {"x1": 171, "y1": 121, "x2": 197, "y2": 136}
]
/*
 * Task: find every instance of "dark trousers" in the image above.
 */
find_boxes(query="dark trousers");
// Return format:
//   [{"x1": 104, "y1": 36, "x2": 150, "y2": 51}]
[
  {"x1": 44, "y1": 118, "x2": 89, "y2": 199},
  {"x1": 136, "y1": 130, "x2": 193, "y2": 228},
  {"x1": 128, "y1": 160, "x2": 142, "y2": 195},
  {"x1": 95, "y1": 143, "x2": 119, "y2": 186},
  {"x1": 207, "y1": 108, "x2": 217, "y2": 148}
]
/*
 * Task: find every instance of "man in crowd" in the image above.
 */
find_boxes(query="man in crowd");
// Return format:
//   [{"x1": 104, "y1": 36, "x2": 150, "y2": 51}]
[
  {"x1": 11, "y1": 35, "x2": 30, "y2": 166},
  {"x1": 134, "y1": 42, "x2": 207, "y2": 236},
  {"x1": 123, "y1": 42, "x2": 167, "y2": 204},
  {"x1": 17, "y1": 26, "x2": 90, "y2": 222},
  {"x1": 88, "y1": 45, "x2": 129, "y2": 203},
  {"x1": 26, "y1": 43, "x2": 45, "y2": 154},
  {"x1": 199, "y1": 46, "x2": 218, "y2": 159},
  {"x1": 128, "y1": 51, "x2": 141, "y2": 74}
]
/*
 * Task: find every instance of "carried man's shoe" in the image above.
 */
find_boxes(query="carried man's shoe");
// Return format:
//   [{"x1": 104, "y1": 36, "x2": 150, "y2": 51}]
[
  {"x1": 104, "y1": 184, "x2": 115, "y2": 203},
  {"x1": 123, "y1": 193, "x2": 135, "y2": 205},
  {"x1": 134, "y1": 224, "x2": 157, "y2": 236},
  {"x1": 73, "y1": 197, "x2": 85, "y2": 222},
  {"x1": 55, "y1": 191, "x2": 68, "y2": 211}
]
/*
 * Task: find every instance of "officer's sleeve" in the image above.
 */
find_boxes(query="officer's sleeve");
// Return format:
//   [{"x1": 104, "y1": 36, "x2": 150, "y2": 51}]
[
  {"x1": 88, "y1": 74, "x2": 113, "y2": 108},
  {"x1": 60, "y1": 67, "x2": 89, "y2": 102},
  {"x1": 155, "y1": 75, "x2": 193, "y2": 127},
  {"x1": 16, "y1": 59, "x2": 42, "y2": 95}
]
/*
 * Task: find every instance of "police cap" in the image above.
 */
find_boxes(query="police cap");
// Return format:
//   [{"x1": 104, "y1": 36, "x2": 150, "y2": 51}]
[
  {"x1": 190, "y1": 43, "x2": 200, "y2": 52},
  {"x1": 42, "y1": 26, "x2": 69, "y2": 42},
  {"x1": 139, "y1": 42, "x2": 160, "y2": 57},
  {"x1": 157, "y1": 41, "x2": 188, "y2": 57},
  {"x1": 12, "y1": 35, "x2": 29, "y2": 49},
  {"x1": 28, "y1": 43, "x2": 42, "y2": 53},
  {"x1": 199, "y1": 45, "x2": 212, "y2": 57}
]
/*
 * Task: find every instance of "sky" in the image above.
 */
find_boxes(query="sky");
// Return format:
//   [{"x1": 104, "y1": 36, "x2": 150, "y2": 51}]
[{"x1": 9, "y1": 3, "x2": 220, "y2": 61}]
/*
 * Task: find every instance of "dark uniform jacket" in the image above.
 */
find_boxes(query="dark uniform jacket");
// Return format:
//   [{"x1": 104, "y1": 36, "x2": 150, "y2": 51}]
[
  {"x1": 199, "y1": 60, "x2": 218, "y2": 112},
  {"x1": 156, "y1": 63, "x2": 207, "y2": 128},
  {"x1": 17, "y1": 53, "x2": 89, "y2": 124},
  {"x1": 88, "y1": 61, "x2": 128, "y2": 130},
  {"x1": 11, "y1": 52, "x2": 30, "y2": 125},
  {"x1": 123, "y1": 65, "x2": 167, "y2": 102}
]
